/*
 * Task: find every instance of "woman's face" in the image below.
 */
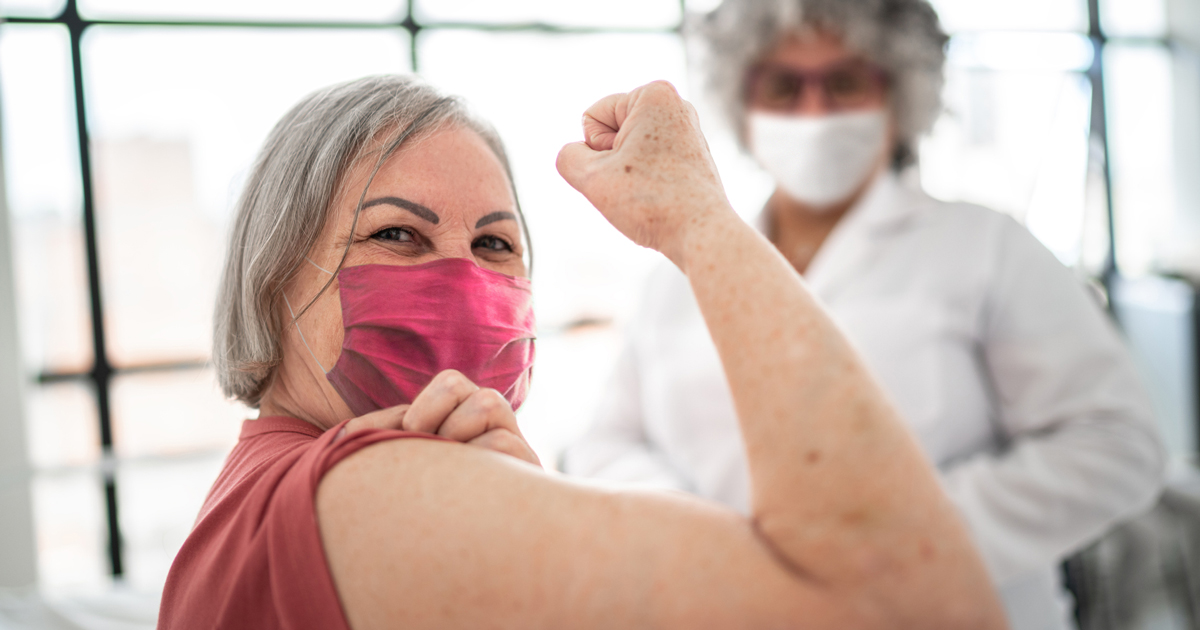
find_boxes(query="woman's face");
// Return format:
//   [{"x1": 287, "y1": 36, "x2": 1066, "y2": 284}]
[
  {"x1": 269, "y1": 125, "x2": 525, "y2": 425},
  {"x1": 746, "y1": 30, "x2": 889, "y2": 117}
]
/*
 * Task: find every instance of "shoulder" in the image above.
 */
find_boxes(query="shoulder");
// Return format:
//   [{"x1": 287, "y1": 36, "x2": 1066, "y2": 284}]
[
  {"x1": 161, "y1": 424, "x2": 348, "y2": 629},
  {"x1": 314, "y1": 438, "x2": 578, "y2": 628},
  {"x1": 908, "y1": 190, "x2": 1016, "y2": 252},
  {"x1": 904, "y1": 189, "x2": 1074, "y2": 287},
  {"x1": 317, "y1": 436, "x2": 548, "y2": 525}
]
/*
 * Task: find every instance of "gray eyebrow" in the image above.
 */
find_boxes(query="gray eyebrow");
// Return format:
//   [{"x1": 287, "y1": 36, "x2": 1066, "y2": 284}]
[
  {"x1": 362, "y1": 196, "x2": 439, "y2": 224},
  {"x1": 475, "y1": 211, "x2": 517, "y2": 228}
]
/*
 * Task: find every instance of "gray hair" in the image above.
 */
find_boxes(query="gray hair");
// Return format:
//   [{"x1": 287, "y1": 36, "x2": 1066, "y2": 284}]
[
  {"x1": 213, "y1": 74, "x2": 528, "y2": 407},
  {"x1": 694, "y1": 0, "x2": 948, "y2": 167}
]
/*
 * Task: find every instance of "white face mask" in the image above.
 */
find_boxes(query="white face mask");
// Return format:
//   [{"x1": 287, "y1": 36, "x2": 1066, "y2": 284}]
[{"x1": 749, "y1": 110, "x2": 889, "y2": 211}]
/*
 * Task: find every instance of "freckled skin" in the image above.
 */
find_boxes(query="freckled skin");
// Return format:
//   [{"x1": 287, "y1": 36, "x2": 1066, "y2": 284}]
[
  {"x1": 309, "y1": 81, "x2": 1008, "y2": 630},
  {"x1": 558, "y1": 82, "x2": 1005, "y2": 627}
]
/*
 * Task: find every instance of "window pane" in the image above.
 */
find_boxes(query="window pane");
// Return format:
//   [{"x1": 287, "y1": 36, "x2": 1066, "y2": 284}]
[
  {"x1": 83, "y1": 27, "x2": 410, "y2": 367},
  {"x1": 0, "y1": 25, "x2": 93, "y2": 375},
  {"x1": 32, "y1": 470, "x2": 108, "y2": 591},
  {"x1": 111, "y1": 368, "x2": 249, "y2": 459},
  {"x1": 1101, "y1": 0, "x2": 1167, "y2": 38},
  {"x1": 1104, "y1": 44, "x2": 1174, "y2": 276},
  {"x1": 79, "y1": 0, "x2": 405, "y2": 23},
  {"x1": 920, "y1": 67, "x2": 1093, "y2": 267},
  {"x1": 415, "y1": 0, "x2": 680, "y2": 29},
  {"x1": 0, "y1": 0, "x2": 64, "y2": 18},
  {"x1": 25, "y1": 381, "x2": 99, "y2": 470},
  {"x1": 947, "y1": 32, "x2": 1094, "y2": 72},
  {"x1": 929, "y1": 0, "x2": 1088, "y2": 33},
  {"x1": 419, "y1": 30, "x2": 686, "y2": 328},
  {"x1": 118, "y1": 455, "x2": 224, "y2": 591}
]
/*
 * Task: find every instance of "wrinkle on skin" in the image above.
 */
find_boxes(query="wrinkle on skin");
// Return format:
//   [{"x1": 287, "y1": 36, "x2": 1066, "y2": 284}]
[{"x1": 259, "y1": 125, "x2": 525, "y2": 431}]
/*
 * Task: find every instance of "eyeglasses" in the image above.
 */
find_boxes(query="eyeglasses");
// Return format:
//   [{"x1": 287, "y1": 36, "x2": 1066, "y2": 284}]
[{"x1": 745, "y1": 61, "x2": 888, "y2": 112}]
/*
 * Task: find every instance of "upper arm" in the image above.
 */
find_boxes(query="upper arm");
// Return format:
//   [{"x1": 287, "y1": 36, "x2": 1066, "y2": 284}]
[{"x1": 317, "y1": 438, "x2": 849, "y2": 630}]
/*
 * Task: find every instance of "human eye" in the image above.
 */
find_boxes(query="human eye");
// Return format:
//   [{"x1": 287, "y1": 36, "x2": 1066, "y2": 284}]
[
  {"x1": 371, "y1": 226, "x2": 416, "y2": 243},
  {"x1": 826, "y1": 71, "x2": 866, "y2": 95},
  {"x1": 472, "y1": 234, "x2": 513, "y2": 253},
  {"x1": 763, "y1": 72, "x2": 801, "y2": 106}
]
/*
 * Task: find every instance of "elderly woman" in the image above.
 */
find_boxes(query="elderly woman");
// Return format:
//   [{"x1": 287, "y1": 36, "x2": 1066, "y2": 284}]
[
  {"x1": 564, "y1": 1, "x2": 1164, "y2": 629},
  {"x1": 156, "y1": 75, "x2": 1006, "y2": 628}
]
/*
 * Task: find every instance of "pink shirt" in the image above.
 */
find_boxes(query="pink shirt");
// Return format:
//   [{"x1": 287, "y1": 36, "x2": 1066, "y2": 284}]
[{"x1": 159, "y1": 416, "x2": 441, "y2": 629}]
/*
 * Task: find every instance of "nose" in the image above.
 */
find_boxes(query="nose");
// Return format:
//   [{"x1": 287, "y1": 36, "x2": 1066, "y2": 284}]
[
  {"x1": 434, "y1": 229, "x2": 479, "y2": 264},
  {"x1": 794, "y1": 83, "x2": 830, "y2": 117}
]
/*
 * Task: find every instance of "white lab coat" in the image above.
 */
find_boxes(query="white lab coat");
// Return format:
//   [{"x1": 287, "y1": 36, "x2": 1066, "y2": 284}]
[{"x1": 564, "y1": 173, "x2": 1165, "y2": 630}]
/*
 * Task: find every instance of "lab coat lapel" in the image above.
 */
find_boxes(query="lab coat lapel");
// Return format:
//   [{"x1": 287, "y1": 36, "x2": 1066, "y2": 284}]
[{"x1": 803, "y1": 173, "x2": 924, "y2": 302}]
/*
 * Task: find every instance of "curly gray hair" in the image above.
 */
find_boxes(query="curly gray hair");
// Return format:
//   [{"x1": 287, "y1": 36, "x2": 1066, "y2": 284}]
[
  {"x1": 694, "y1": 0, "x2": 948, "y2": 167},
  {"x1": 213, "y1": 74, "x2": 527, "y2": 407}
]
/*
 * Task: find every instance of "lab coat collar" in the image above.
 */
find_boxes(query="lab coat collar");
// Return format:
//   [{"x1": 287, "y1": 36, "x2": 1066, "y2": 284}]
[{"x1": 754, "y1": 170, "x2": 931, "y2": 300}]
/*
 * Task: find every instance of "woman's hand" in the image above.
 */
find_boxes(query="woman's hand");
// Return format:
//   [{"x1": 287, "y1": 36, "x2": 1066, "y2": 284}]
[
  {"x1": 341, "y1": 370, "x2": 541, "y2": 467},
  {"x1": 555, "y1": 81, "x2": 734, "y2": 271}
]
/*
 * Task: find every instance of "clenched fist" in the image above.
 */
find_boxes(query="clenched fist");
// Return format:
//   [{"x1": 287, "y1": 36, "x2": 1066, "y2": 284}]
[{"x1": 556, "y1": 81, "x2": 736, "y2": 271}]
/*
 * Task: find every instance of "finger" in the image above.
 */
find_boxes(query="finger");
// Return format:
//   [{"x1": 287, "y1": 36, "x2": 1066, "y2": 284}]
[
  {"x1": 580, "y1": 92, "x2": 628, "y2": 151},
  {"x1": 436, "y1": 388, "x2": 518, "y2": 444},
  {"x1": 342, "y1": 404, "x2": 410, "y2": 436},
  {"x1": 468, "y1": 428, "x2": 542, "y2": 467},
  {"x1": 555, "y1": 141, "x2": 601, "y2": 192},
  {"x1": 401, "y1": 369, "x2": 480, "y2": 434}
]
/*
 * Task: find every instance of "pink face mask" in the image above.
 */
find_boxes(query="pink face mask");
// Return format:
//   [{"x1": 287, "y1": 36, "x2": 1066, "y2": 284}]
[{"x1": 290, "y1": 258, "x2": 536, "y2": 417}]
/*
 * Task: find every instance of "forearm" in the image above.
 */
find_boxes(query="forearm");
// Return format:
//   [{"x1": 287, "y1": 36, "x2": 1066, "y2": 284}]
[
  {"x1": 679, "y1": 206, "x2": 992, "y2": 602},
  {"x1": 556, "y1": 82, "x2": 1004, "y2": 625}
]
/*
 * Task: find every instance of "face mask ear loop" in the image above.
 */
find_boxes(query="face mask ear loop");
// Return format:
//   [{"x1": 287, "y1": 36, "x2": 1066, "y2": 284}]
[
  {"x1": 284, "y1": 292, "x2": 329, "y2": 374},
  {"x1": 305, "y1": 255, "x2": 335, "y2": 276}
]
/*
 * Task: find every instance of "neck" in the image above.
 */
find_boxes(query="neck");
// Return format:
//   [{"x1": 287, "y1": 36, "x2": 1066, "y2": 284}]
[
  {"x1": 770, "y1": 192, "x2": 854, "y2": 231},
  {"x1": 768, "y1": 169, "x2": 884, "y2": 273},
  {"x1": 258, "y1": 362, "x2": 349, "y2": 431}
]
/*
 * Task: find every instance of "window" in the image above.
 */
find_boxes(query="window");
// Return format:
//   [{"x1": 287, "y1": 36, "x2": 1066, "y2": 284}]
[{"x1": 0, "y1": 0, "x2": 1187, "y2": 593}]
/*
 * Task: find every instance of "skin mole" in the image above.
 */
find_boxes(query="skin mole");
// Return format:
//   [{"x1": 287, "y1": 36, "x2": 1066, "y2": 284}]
[
  {"x1": 625, "y1": 165, "x2": 633, "y2": 173},
  {"x1": 805, "y1": 449, "x2": 822, "y2": 464}
]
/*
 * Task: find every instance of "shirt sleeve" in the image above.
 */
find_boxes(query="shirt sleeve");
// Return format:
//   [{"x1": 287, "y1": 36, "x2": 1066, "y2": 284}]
[
  {"x1": 561, "y1": 330, "x2": 692, "y2": 492},
  {"x1": 940, "y1": 216, "x2": 1166, "y2": 585}
]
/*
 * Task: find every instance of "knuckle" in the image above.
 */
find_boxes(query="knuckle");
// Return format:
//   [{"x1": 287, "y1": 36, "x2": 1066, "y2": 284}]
[
  {"x1": 435, "y1": 368, "x2": 464, "y2": 385},
  {"x1": 438, "y1": 370, "x2": 475, "y2": 396},
  {"x1": 473, "y1": 389, "x2": 510, "y2": 415},
  {"x1": 646, "y1": 80, "x2": 679, "y2": 100}
]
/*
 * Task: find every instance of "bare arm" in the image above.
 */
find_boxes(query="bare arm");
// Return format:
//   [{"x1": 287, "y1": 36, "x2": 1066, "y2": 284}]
[{"x1": 318, "y1": 82, "x2": 1006, "y2": 629}]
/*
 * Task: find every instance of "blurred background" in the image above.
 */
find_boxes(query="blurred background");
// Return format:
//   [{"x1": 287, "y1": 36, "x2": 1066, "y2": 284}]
[{"x1": 0, "y1": 0, "x2": 1196, "y2": 627}]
